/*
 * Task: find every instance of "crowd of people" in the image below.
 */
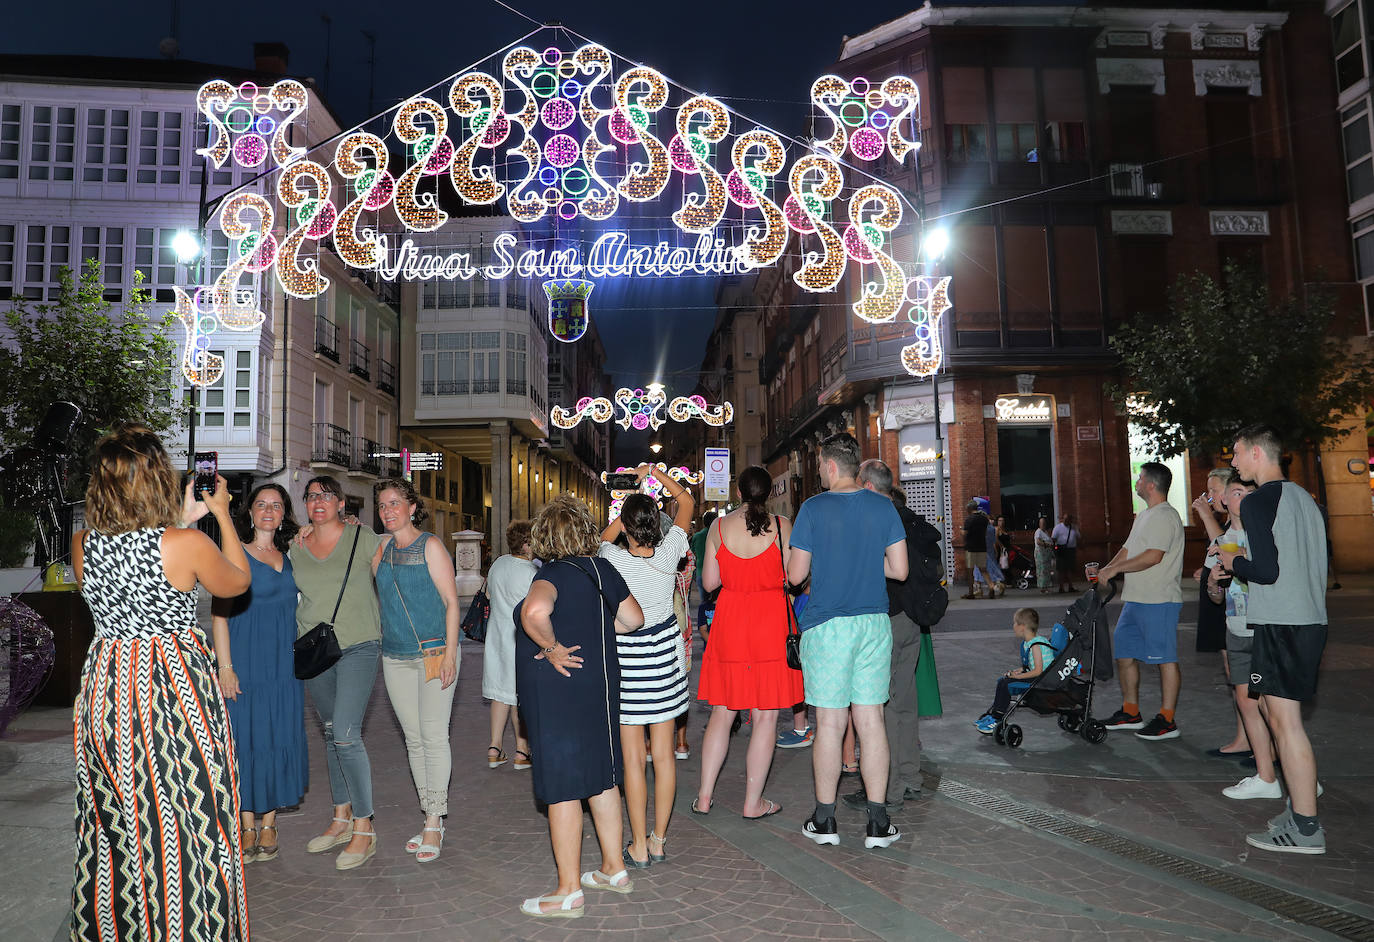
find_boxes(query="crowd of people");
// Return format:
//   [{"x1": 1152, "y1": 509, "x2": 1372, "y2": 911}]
[{"x1": 66, "y1": 418, "x2": 1331, "y2": 938}]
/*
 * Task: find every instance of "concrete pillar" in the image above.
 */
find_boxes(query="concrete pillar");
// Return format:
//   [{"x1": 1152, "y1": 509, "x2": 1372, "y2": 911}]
[{"x1": 490, "y1": 421, "x2": 511, "y2": 557}]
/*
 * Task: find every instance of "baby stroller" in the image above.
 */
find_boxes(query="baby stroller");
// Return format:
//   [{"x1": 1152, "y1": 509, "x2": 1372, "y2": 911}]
[
  {"x1": 992, "y1": 582, "x2": 1116, "y2": 748},
  {"x1": 1003, "y1": 542, "x2": 1037, "y2": 590}
]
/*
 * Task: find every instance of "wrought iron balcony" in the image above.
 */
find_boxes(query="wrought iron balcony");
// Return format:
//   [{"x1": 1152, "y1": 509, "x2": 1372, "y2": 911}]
[
  {"x1": 507, "y1": 379, "x2": 527, "y2": 395},
  {"x1": 471, "y1": 380, "x2": 500, "y2": 394},
  {"x1": 349, "y1": 340, "x2": 370, "y2": 380},
  {"x1": 354, "y1": 437, "x2": 382, "y2": 475},
  {"x1": 315, "y1": 316, "x2": 339, "y2": 362},
  {"x1": 312, "y1": 423, "x2": 350, "y2": 466},
  {"x1": 377, "y1": 357, "x2": 395, "y2": 395}
]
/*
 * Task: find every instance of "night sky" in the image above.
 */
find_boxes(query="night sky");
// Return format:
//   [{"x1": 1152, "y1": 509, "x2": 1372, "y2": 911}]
[{"x1": 5, "y1": 0, "x2": 919, "y2": 444}]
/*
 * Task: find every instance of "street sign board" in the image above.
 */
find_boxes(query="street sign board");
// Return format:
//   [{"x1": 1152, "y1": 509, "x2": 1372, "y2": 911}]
[{"x1": 704, "y1": 447, "x2": 730, "y2": 502}]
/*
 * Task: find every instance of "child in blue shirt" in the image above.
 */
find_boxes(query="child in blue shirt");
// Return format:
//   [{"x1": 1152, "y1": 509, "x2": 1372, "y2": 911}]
[{"x1": 975, "y1": 607, "x2": 1056, "y2": 733}]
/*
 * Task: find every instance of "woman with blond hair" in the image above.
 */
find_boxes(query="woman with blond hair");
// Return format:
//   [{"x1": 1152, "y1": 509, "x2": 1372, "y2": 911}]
[
  {"x1": 72, "y1": 423, "x2": 252, "y2": 941},
  {"x1": 515, "y1": 495, "x2": 644, "y2": 918},
  {"x1": 483, "y1": 517, "x2": 538, "y2": 771}
]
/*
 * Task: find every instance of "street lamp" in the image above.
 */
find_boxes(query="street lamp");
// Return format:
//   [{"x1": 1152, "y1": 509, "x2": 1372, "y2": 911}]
[{"x1": 171, "y1": 229, "x2": 202, "y2": 263}]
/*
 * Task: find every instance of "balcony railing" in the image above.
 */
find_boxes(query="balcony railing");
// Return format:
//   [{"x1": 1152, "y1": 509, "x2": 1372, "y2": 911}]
[
  {"x1": 349, "y1": 340, "x2": 370, "y2": 380},
  {"x1": 312, "y1": 423, "x2": 351, "y2": 466},
  {"x1": 377, "y1": 357, "x2": 395, "y2": 395},
  {"x1": 420, "y1": 380, "x2": 468, "y2": 395},
  {"x1": 471, "y1": 379, "x2": 500, "y2": 394},
  {"x1": 353, "y1": 437, "x2": 382, "y2": 475},
  {"x1": 315, "y1": 316, "x2": 339, "y2": 362},
  {"x1": 507, "y1": 378, "x2": 527, "y2": 395}
]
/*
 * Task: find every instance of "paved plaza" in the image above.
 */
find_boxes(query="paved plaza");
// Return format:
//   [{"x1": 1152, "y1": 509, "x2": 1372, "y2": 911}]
[{"x1": 3, "y1": 580, "x2": 1372, "y2": 941}]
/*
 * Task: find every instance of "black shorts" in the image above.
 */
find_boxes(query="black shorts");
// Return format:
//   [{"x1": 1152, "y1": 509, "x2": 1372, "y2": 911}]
[{"x1": 1249, "y1": 624, "x2": 1327, "y2": 701}]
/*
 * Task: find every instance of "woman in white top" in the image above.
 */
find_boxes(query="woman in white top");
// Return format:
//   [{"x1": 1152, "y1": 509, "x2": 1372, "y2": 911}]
[
  {"x1": 599, "y1": 464, "x2": 694, "y2": 870},
  {"x1": 483, "y1": 518, "x2": 538, "y2": 771}
]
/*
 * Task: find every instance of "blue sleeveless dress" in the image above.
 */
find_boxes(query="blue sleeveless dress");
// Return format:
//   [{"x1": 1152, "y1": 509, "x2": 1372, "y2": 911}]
[{"x1": 223, "y1": 553, "x2": 308, "y2": 813}]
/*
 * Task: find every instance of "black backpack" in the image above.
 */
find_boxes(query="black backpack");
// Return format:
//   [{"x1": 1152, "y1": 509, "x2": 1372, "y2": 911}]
[{"x1": 898, "y1": 508, "x2": 948, "y2": 626}]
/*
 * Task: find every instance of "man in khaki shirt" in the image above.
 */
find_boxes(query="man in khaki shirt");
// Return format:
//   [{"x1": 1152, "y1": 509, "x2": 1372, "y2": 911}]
[{"x1": 1097, "y1": 462, "x2": 1185, "y2": 741}]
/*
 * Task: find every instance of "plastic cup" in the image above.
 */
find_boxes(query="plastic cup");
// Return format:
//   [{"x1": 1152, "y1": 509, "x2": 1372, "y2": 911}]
[{"x1": 1084, "y1": 562, "x2": 1100, "y2": 584}]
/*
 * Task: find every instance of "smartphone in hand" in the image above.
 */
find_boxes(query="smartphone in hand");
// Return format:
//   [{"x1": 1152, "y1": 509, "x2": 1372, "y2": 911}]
[
  {"x1": 193, "y1": 451, "x2": 218, "y2": 494},
  {"x1": 605, "y1": 471, "x2": 640, "y2": 491}
]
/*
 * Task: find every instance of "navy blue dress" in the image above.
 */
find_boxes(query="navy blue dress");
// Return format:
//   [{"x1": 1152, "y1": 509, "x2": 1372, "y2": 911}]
[
  {"x1": 515, "y1": 556, "x2": 630, "y2": 805},
  {"x1": 223, "y1": 554, "x2": 308, "y2": 813}
]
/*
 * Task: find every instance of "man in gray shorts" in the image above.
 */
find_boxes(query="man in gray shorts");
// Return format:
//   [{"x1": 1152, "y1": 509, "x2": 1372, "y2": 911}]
[{"x1": 1218, "y1": 424, "x2": 1328, "y2": 854}]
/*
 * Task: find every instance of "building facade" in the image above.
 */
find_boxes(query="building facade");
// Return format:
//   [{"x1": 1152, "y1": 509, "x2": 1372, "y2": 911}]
[
  {"x1": 0, "y1": 48, "x2": 403, "y2": 526},
  {"x1": 757, "y1": 1, "x2": 1373, "y2": 575}
]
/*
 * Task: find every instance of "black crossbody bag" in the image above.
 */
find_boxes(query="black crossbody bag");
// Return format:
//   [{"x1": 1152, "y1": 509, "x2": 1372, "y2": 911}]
[
  {"x1": 771, "y1": 516, "x2": 803, "y2": 671},
  {"x1": 293, "y1": 526, "x2": 361, "y2": 680}
]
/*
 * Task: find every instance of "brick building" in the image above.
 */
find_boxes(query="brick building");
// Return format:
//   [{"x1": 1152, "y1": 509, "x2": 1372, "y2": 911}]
[{"x1": 755, "y1": 1, "x2": 1372, "y2": 577}]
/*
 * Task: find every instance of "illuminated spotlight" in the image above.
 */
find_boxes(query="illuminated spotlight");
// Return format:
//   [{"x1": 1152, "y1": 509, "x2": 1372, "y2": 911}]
[
  {"x1": 922, "y1": 227, "x2": 950, "y2": 261},
  {"x1": 172, "y1": 230, "x2": 202, "y2": 263}
]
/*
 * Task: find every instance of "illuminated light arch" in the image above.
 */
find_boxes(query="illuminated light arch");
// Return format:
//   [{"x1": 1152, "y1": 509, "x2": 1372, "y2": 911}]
[
  {"x1": 551, "y1": 395, "x2": 613, "y2": 429},
  {"x1": 178, "y1": 28, "x2": 948, "y2": 384}
]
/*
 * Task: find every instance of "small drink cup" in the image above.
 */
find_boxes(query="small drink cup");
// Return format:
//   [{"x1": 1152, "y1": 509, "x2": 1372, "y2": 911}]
[{"x1": 1084, "y1": 562, "x2": 1100, "y2": 584}]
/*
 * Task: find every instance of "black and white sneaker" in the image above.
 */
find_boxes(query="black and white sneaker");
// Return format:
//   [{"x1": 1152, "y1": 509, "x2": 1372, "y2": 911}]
[
  {"x1": 1103, "y1": 709, "x2": 1144, "y2": 731},
  {"x1": 802, "y1": 815, "x2": 839, "y2": 846},
  {"x1": 864, "y1": 820, "x2": 902, "y2": 849}
]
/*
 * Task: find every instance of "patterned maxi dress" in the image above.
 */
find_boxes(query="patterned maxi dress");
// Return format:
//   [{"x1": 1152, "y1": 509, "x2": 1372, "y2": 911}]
[{"x1": 73, "y1": 528, "x2": 247, "y2": 942}]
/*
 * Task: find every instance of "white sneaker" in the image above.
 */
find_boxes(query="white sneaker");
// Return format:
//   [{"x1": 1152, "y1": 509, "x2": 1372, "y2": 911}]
[{"x1": 1223, "y1": 775, "x2": 1283, "y2": 800}]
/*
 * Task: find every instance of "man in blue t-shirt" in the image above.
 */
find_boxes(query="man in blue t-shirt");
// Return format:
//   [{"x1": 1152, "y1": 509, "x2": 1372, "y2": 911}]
[{"x1": 786, "y1": 433, "x2": 908, "y2": 850}]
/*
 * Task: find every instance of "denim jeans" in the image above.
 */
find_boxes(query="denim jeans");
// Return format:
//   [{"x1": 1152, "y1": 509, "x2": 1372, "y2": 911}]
[
  {"x1": 382, "y1": 654, "x2": 458, "y2": 816},
  {"x1": 306, "y1": 640, "x2": 379, "y2": 819}
]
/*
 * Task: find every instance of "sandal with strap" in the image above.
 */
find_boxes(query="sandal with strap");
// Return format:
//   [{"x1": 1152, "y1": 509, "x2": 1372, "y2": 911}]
[
  {"x1": 487, "y1": 746, "x2": 509, "y2": 769},
  {"x1": 415, "y1": 825, "x2": 444, "y2": 863},
  {"x1": 520, "y1": 890, "x2": 585, "y2": 918},
  {"x1": 255, "y1": 824, "x2": 279, "y2": 861},
  {"x1": 647, "y1": 830, "x2": 667, "y2": 863},
  {"x1": 581, "y1": 868, "x2": 634, "y2": 894},
  {"x1": 306, "y1": 817, "x2": 353, "y2": 854},
  {"x1": 240, "y1": 826, "x2": 259, "y2": 864},
  {"x1": 512, "y1": 750, "x2": 532, "y2": 770}
]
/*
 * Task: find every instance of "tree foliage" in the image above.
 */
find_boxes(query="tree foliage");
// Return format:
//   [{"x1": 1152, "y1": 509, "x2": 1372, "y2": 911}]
[
  {"x1": 1109, "y1": 263, "x2": 1374, "y2": 459},
  {"x1": 0, "y1": 260, "x2": 185, "y2": 500}
]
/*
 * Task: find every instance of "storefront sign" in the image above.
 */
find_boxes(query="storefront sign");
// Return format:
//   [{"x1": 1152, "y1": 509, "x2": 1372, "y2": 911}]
[
  {"x1": 993, "y1": 396, "x2": 1054, "y2": 424},
  {"x1": 898, "y1": 436, "x2": 946, "y2": 480}
]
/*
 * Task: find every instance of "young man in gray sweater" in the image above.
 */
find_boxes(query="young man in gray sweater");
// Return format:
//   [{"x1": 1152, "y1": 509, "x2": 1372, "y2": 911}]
[{"x1": 1217, "y1": 424, "x2": 1328, "y2": 854}]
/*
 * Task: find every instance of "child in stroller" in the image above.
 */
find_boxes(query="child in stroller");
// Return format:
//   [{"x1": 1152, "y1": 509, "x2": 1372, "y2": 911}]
[
  {"x1": 1002, "y1": 542, "x2": 1038, "y2": 590},
  {"x1": 975, "y1": 608, "x2": 1055, "y2": 733}
]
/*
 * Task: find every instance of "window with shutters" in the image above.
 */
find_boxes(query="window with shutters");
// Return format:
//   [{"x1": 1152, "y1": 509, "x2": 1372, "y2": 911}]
[
  {"x1": 29, "y1": 105, "x2": 76, "y2": 181},
  {"x1": 23, "y1": 225, "x2": 70, "y2": 299},
  {"x1": 0, "y1": 105, "x2": 19, "y2": 179}
]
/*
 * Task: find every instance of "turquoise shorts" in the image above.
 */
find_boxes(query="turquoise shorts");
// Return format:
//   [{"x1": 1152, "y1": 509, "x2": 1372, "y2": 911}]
[{"x1": 799, "y1": 613, "x2": 893, "y2": 708}]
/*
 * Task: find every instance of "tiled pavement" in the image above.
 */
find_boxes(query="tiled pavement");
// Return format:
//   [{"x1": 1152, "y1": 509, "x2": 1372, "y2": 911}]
[{"x1": 2, "y1": 579, "x2": 1371, "y2": 941}]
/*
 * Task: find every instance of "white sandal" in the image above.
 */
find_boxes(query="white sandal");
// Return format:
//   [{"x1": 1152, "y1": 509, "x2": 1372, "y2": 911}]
[
  {"x1": 305, "y1": 816, "x2": 352, "y2": 854},
  {"x1": 415, "y1": 825, "x2": 444, "y2": 863},
  {"x1": 520, "y1": 890, "x2": 584, "y2": 918},
  {"x1": 581, "y1": 868, "x2": 634, "y2": 894}
]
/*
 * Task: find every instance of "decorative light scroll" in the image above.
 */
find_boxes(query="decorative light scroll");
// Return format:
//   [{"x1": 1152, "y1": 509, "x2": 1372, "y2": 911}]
[
  {"x1": 615, "y1": 383, "x2": 667, "y2": 431},
  {"x1": 181, "y1": 36, "x2": 941, "y2": 385},
  {"x1": 900, "y1": 276, "x2": 952, "y2": 377},
  {"x1": 668, "y1": 394, "x2": 733, "y2": 426},
  {"x1": 543, "y1": 278, "x2": 594, "y2": 343},
  {"x1": 601, "y1": 464, "x2": 705, "y2": 520},
  {"x1": 550, "y1": 395, "x2": 612, "y2": 429}
]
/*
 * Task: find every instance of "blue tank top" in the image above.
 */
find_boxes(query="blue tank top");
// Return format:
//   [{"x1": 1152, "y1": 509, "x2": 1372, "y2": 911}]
[{"x1": 377, "y1": 532, "x2": 447, "y2": 658}]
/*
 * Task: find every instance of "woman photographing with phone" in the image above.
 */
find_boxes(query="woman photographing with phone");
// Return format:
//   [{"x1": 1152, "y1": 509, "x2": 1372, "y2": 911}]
[
  {"x1": 72, "y1": 423, "x2": 252, "y2": 941},
  {"x1": 599, "y1": 464, "x2": 694, "y2": 869}
]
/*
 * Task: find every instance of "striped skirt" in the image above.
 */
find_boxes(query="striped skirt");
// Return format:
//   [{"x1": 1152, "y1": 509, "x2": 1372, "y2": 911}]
[
  {"x1": 616, "y1": 615, "x2": 689, "y2": 725},
  {"x1": 72, "y1": 631, "x2": 247, "y2": 942}
]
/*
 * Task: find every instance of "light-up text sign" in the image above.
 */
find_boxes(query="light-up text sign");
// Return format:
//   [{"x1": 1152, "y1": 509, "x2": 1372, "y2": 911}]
[{"x1": 994, "y1": 396, "x2": 1054, "y2": 423}]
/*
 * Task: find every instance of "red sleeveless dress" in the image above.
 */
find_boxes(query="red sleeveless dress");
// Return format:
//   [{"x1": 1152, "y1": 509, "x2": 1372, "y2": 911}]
[{"x1": 696, "y1": 537, "x2": 805, "y2": 710}]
